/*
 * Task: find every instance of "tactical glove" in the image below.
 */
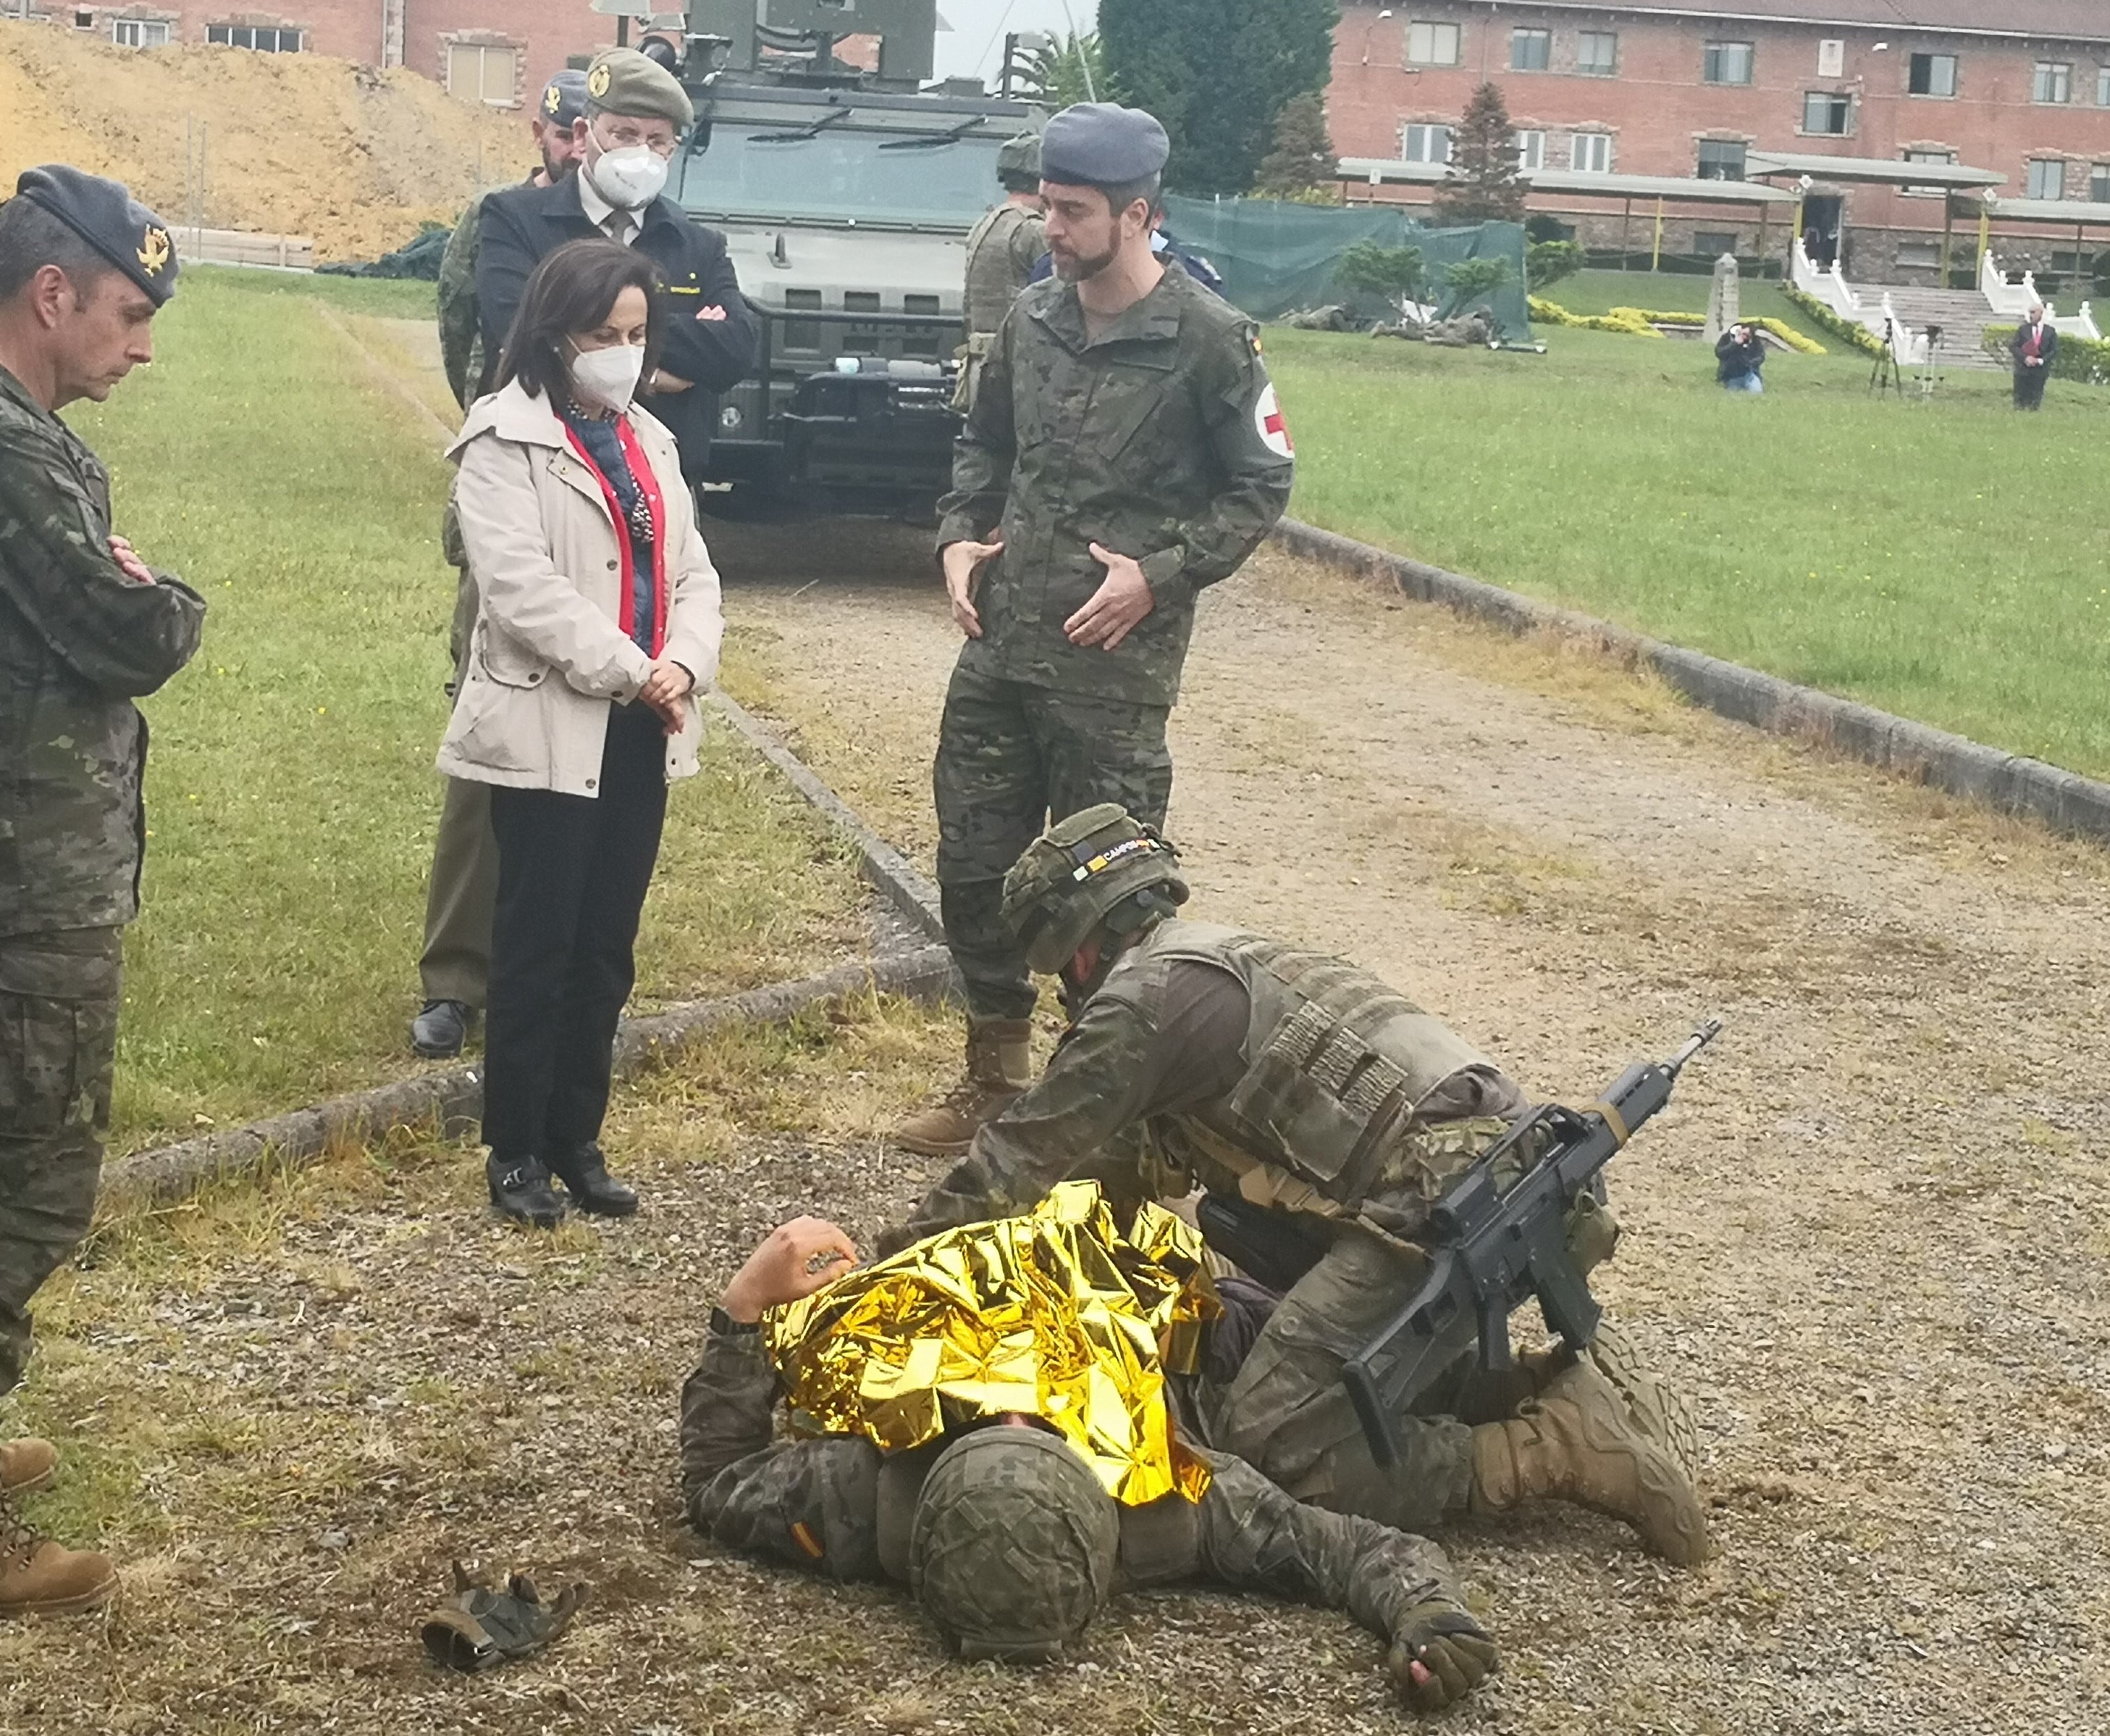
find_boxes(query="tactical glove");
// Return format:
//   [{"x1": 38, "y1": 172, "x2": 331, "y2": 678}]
[
  {"x1": 1386, "y1": 1599, "x2": 1500, "y2": 1711},
  {"x1": 419, "y1": 1561, "x2": 583, "y2": 1673}
]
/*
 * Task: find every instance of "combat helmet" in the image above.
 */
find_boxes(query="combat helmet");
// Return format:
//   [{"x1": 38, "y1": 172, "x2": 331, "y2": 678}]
[
  {"x1": 997, "y1": 132, "x2": 1042, "y2": 190},
  {"x1": 908, "y1": 1425, "x2": 1119, "y2": 1662},
  {"x1": 1002, "y1": 804, "x2": 1188, "y2": 975}
]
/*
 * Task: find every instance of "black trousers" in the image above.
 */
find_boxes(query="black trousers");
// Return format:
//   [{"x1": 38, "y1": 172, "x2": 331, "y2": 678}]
[
  {"x1": 482, "y1": 704, "x2": 669, "y2": 1166},
  {"x1": 2014, "y1": 365, "x2": 2048, "y2": 410}
]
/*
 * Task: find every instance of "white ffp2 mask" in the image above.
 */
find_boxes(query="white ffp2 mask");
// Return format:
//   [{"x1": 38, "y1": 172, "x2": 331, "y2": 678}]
[
  {"x1": 568, "y1": 343, "x2": 646, "y2": 413},
  {"x1": 588, "y1": 144, "x2": 669, "y2": 211}
]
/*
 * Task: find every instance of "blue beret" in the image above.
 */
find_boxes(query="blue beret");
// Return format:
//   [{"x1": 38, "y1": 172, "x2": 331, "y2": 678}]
[
  {"x1": 540, "y1": 70, "x2": 589, "y2": 130},
  {"x1": 1039, "y1": 103, "x2": 1170, "y2": 189},
  {"x1": 15, "y1": 164, "x2": 178, "y2": 306}
]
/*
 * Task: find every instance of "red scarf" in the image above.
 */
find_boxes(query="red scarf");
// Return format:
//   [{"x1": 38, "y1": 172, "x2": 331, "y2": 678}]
[{"x1": 562, "y1": 416, "x2": 669, "y2": 657}]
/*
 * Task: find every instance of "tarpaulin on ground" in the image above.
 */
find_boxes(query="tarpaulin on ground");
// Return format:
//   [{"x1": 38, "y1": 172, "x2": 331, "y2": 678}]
[{"x1": 1159, "y1": 196, "x2": 1532, "y2": 343}]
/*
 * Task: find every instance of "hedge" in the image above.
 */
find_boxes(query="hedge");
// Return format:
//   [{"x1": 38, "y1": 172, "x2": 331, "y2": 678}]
[
  {"x1": 1983, "y1": 324, "x2": 2110, "y2": 385},
  {"x1": 1530, "y1": 297, "x2": 1826, "y2": 354},
  {"x1": 1781, "y1": 286, "x2": 1886, "y2": 357}
]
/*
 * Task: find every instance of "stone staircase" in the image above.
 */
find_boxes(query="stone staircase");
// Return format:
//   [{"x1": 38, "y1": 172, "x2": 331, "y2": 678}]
[{"x1": 1875, "y1": 286, "x2": 2007, "y2": 370}]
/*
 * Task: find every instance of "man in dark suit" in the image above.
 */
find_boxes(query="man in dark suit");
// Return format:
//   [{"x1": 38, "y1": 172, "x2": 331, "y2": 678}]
[
  {"x1": 476, "y1": 45, "x2": 757, "y2": 482},
  {"x1": 2010, "y1": 302, "x2": 2057, "y2": 410}
]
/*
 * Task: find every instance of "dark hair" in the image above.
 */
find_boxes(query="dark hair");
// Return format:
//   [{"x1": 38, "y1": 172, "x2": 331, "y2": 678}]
[
  {"x1": 495, "y1": 238, "x2": 663, "y2": 403},
  {"x1": 0, "y1": 196, "x2": 120, "y2": 303},
  {"x1": 1099, "y1": 171, "x2": 1163, "y2": 222}
]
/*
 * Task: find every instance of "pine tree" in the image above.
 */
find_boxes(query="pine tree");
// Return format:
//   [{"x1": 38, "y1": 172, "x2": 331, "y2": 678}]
[
  {"x1": 1431, "y1": 82, "x2": 1526, "y2": 224},
  {"x1": 1255, "y1": 92, "x2": 1338, "y2": 198},
  {"x1": 1100, "y1": 0, "x2": 1339, "y2": 198}
]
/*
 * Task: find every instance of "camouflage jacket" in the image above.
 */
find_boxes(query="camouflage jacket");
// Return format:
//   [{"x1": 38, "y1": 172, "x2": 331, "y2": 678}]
[
  {"x1": 962, "y1": 201, "x2": 1046, "y2": 339},
  {"x1": 938, "y1": 262, "x2": 1294, "y2": 708},
  {"x1": 678, "y1": 1317, "x2": 1460, "y2": 1636},
  {"x1": 436, "y1": 193, "x2": 491, "y2": 412},
  {"x1": 0, "y1": 366, "x2": 204, "y2": 939},
  {"x1": 891, "y1": 920, "x2": 1528, "y2": 1250}
]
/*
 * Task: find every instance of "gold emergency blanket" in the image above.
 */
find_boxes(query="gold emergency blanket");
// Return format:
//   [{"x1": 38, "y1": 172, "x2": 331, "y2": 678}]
[{"x1": 763, "y1": 1181, "x2": 1220, "y2": 1505}]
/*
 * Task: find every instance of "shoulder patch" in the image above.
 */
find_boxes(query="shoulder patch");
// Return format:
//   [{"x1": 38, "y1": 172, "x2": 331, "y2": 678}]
[{"x1": 1254, "y1": 382, "x2": 1293, "y2": 458}]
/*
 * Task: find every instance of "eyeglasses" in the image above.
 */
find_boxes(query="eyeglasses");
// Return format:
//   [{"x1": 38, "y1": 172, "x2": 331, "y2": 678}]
[{"x1": 594, "y1": 118, "x2": 678, "y2": 160}]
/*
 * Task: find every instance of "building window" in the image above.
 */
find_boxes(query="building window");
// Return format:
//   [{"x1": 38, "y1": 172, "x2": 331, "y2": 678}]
[
  {"x1": 2027, "y1": 159, "x2": 2066, "y2": 200},
  {"x1": 1402, "y1": 123, "x2": 1452, "y2": 164},
  {"x1": 1895, "y1": 240, "x2": 1941, "y2": 268},
  {"x1": 1696, "y1": 139, "x2": 1747, "y2": 180},
  {"x1": 1576, "y1": 30, "x2": 1617, "y2": 77},
  {"x1": 1902, "y1": 148, "x2": 1955, "y2": 196},
  {"x1": 72, "y1": 8, "x2": 92, "y2": 26},
  {"x1": 1514, "y1": 130, "x2": 1544, "y2": 171},
  {"x1": 208, "y1": 23, "x2": 301, "y2": 50},
  {"x1": 1405, "y1": 21, "x2": 1459, "y2": 67},
  {"x1": 2098, "y1": 67, "x2": 2110, "y2": 106},
  {"x1": 1570, "y1": 132, "x2": 1613, "y2": 174},
  {"x1": 1694, "y1": 230, "x2": 1739, "y2": 257},
  {"x1": 2093, "y1": 163, "x2": 2110, "y2": 202},
  {"x1": 1817, "y1": 39, "x2": 1843, "y2": 78},
  {"x1": 1510, "y1": 27, "x2": 1549, "y2": 72},
  {"x1": 1703, "y1": 41, "x2": 1754, "y2": 86},
  {"x1": 447, "y1": 41, "x2": 521, "y2": 107},
  {"x1": 1909, "y1": 52, "x2": 1957, "y2": 96},
  {"x1": 2034, "y1": 61, "x2": 2071, "y2": 104},
  {"x1": 1803, "y1": 92, "x2": 1852, "y2": 135},
  {"x1": 111, "y1": 16, "x2": 169, "y2": 45}
]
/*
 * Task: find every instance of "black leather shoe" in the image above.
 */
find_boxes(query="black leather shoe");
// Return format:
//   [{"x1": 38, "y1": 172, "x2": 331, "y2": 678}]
[
  {"x1": 411, "y1": 999, "x2": 474, "y2": 1060},
  {"x1": 548, "y1": 1145, "x2": 639, "y2": 1218},
  {"x1": 487, "y1": 1155, "x2": 566, "y2": 1230}
]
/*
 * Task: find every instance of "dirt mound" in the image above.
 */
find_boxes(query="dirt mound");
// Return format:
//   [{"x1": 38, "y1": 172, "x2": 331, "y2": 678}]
[{"x1": 0, "y1": 24, "x2": 534, "y2": 260}]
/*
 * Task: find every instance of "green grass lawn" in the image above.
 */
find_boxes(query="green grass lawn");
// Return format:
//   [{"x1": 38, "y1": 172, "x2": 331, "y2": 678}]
[
  {"x1": 1540, "y1": 268, "x2": 1836, "y2": 348},
  {"x1": 70, "y1": 269, "x2": 866, "y2": 1154},
  {"x1": 1266, "y1": 311, "x2": 2110, "y2": 777}
]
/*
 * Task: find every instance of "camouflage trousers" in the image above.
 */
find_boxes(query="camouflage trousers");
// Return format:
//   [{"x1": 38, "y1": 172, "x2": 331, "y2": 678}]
[
  {"x1": 417, "y1": 542, "x2": 498, "y2": 1009},
  {"x1": 0, "y1": 928, "x2": 122, "y2": 1399},
  {"x1": 933, "y1": 667, "x2": 1173, "y2": 1020},
  {"x1": 1207, "y1": 1225, "x2": 1507, "y2": 1533}
]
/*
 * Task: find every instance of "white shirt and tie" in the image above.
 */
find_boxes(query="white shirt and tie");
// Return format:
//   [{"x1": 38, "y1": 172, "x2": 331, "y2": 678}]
[{"x1": 576, "y1": 173, "x2": 639, "y2": 248}]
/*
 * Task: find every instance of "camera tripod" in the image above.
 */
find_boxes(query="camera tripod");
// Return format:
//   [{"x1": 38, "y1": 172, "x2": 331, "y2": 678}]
[{"x1": 1868, "y1": 318, "x2": 1901, "y2": 396}]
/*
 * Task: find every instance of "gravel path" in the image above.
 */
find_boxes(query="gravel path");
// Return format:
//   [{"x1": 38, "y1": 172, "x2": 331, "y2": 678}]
[
  {"x1": 6, "y1": 532, "x2": 2104, "y2": 1733},
  {"x1": 722, "y1": 538, "x2": 2110, "y2": 1735}
]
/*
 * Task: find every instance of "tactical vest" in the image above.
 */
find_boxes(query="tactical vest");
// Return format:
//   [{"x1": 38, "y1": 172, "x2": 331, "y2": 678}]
[
  {"x1": 963, "y1": 201, "x2": 1041, "y2": 338},
  {"x1": 1106, "y1": 922, "x2": 1508, "y2": 1219}
]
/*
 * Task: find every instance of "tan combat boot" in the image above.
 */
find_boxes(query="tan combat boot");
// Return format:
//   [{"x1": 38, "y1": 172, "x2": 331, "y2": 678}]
[
  {"x1": 1585, "y1": 1320, "x2": 1702, "y2": 1485},
  {"x1": 0, "y1": 1438, "x2": 56, "y2": 1494},
  {"x1": 1470, "y1": 1358, "x2": 1710, "y2": 1567},
  {"x1": 893, "y1": 1017, "x2": 1034, "y2": 1157},
  {"x1": 0, "y1": 1485, "x2": 118, "y2": 1618}
]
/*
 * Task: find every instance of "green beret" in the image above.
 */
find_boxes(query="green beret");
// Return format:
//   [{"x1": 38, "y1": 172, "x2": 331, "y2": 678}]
[
  {"x1": 15, "y1": 164, "x2": 178, "y2": 306},
  {"x1": 584, "y1": 47, "x2": 694, "y2": 131},
  {"x1": 998, "y1": 133, "x2": 1041, "y2": 180},
  {"x1": 1040, "y1": 103, "x2": 1169, "y2": 189}
]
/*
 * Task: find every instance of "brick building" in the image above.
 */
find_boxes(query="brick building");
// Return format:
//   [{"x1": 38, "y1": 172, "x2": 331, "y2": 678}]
[
  {"x1": 1328, "y1": 0, "x2": 2110, "y2": 284},
  {"x1": 3, "y1": 1, "x2": 662, "y2": 107}
]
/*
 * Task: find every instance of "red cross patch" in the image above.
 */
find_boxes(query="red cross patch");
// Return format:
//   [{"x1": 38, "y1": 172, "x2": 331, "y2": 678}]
[{"x1": 1255, "y1": 382, "x2": 1293, "y2": 458}]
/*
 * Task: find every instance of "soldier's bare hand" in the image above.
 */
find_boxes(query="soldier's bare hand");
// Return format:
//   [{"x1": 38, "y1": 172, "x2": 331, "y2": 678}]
[
  {"x1": 697, "y1": 305, "x2": 729, "y2": 323},
  {"x1": 1067, "y1": 543, "x2": 1156, "y2": 650},
  {"x1": 109, "y1": 535, "x2": 155, "y2": 585},
  {"x1": 721, "y1": 1217, "x2": 860, "y2": 1322},
  {"x1": 942, "y1": 537, "x2": 1002, "y2": 638}
]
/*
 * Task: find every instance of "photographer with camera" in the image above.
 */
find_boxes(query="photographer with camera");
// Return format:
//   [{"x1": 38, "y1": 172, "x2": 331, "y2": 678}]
[{"x1": 1714, "y1": 320, "x2": 1767, "y2": 395}]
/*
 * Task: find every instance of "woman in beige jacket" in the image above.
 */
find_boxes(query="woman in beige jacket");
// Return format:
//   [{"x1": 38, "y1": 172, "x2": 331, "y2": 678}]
[{"x1": 440, "y1": 238, "x2": 722, "y2": 1227}]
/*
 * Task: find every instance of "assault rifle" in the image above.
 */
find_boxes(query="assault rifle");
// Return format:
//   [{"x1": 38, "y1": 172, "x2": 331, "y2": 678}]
[{"x1": 1341, "y1": 1019, "x2": 1722, "y2": 1467}]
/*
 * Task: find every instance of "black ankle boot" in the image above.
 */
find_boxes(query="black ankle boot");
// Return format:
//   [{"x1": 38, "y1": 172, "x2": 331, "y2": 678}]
[
  {"x1": 548, "y1": 1145, "x2": 639, "y2": 1218},
  {"x1": 487, "y1": 1154, "x2": 566, "y2": 1229}
]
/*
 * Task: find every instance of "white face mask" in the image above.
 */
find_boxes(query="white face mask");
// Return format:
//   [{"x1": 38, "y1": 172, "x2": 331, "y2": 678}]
[
  {"x1": 587, "y1": 139, "x2": 669, "y2": 210},
  {"x1": 567, "y1": 341, "x2": 646, "y2": 413}
]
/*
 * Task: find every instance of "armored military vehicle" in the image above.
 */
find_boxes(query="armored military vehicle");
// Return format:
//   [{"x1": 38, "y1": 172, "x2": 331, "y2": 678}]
[{"x1": 667, "y1": 0, "x2": 1040, "y2": 519}]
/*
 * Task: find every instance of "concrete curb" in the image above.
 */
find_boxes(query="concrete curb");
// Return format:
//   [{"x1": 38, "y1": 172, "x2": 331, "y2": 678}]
[
  {"x1": 1274, "y1": 517, "x2": 2110, "y2": 845},
  {"x1": 708, "y1": 690, "x2": 945, "y2": 940},
  {"x1": 100, "y1": 945, "x2": 956, "y2": 1209}
]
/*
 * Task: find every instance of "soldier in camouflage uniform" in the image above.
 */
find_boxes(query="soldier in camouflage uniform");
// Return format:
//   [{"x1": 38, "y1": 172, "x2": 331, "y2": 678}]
[
  {"x1": 899, "y1": 103, "x2": 1295, "y2": 1157},
  {"x1": 0, "y1": 166, "x2": 204, "y2": 1615},
  {"x1": 885, "y1": 807, "x2": 1712, "y2": 1570},
  {"x1": 414, "y1": 70, "x2": 589, "y2": 1062},
  {"x1": 952, "y1": 133, "x2": 1045, "y2": 416},
  {"x1": 678, "y1": 1216, "x2": 1500, "y2": 1708}
]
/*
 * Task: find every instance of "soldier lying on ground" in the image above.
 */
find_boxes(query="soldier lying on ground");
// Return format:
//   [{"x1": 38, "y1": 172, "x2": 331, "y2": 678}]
[
  {"x1": 881, "y1": 805, "x2": 1710, "y2": 1568},
  {"x1": 678, "y1": 1212, "x2": 1500, "y2": 1711}
]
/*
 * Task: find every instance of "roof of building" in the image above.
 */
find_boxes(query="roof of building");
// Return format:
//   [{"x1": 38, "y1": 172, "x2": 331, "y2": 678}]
[
  {"x1": 1510, "y1": 1, "x2": 2110, "y2": 42},
  {"x1": 1746, "y1": 149, "x2": 2005, "y2": 187},
  {"x1": 1339, "y1": 156, "x2": 1798, "y2": 203},
  {"x1": 1981, "y1": 196, "x2": 2110, "y2": 224}
]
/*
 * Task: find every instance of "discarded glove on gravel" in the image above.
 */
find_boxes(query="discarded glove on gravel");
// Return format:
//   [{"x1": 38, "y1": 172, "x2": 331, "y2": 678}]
[{"x1": 419, "y1": 1561, "x2": 584, "y2": 1673}]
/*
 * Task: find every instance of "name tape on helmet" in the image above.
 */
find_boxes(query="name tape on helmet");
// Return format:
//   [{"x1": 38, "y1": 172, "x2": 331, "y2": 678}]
[{"x1": 1068, "y1": 835, "x2": 1170, "y2": 883}]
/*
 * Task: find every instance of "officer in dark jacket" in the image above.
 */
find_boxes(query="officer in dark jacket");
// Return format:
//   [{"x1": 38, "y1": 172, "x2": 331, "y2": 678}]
[
  {"x1": 2010, "y1": 302, "x2": 2058, "y2": 410},
  {"x1": 476, "y1": 47, "x2": 757, "y2": 483},
  {"x1": 0, "y1": 166, "x2": 204, "y2": 1615}
]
